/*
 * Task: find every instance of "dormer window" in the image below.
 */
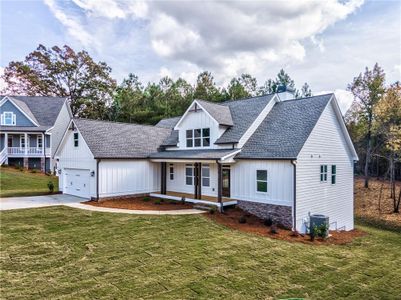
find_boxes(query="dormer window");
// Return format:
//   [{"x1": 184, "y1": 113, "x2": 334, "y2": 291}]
[
  {"x1": 186, "y1": 128, "x2": 211, "y2": 148},
  {"x1": 1, "y1": 112, "x2": 16, "y2": 126}
]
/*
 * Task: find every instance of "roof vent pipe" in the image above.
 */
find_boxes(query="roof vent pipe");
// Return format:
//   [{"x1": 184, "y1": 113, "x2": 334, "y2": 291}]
[{"x1": 276, "y1": 85, "x2": 296, "y2": 101}]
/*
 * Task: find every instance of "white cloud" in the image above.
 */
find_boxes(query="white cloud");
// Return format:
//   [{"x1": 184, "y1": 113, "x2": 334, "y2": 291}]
[{"x1": 44, "y1": 0, "x2": 365, "y2": 84}]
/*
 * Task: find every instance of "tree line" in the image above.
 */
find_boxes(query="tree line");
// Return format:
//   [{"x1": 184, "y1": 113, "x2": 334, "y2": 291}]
[
  {"x1": 2, "y1": 45, "x2": 400, "y2": 205},
  {"x1": 1, "y1": 45, "x2": 311, "y2": 125}
]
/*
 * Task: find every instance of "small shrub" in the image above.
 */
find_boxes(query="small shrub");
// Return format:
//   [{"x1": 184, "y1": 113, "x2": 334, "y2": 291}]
[
  {"x1": 142, "y1": 196, "x2": 150, "y2": 202},
  {"x1": 17, "y1": 166, "x2": 24, "y2": 172},
  {"x1": 30, "y1": 169, "x2": 38, "y2": 173},
  {"x1": 270, "y1": 224, "x2": 279, "y2": 234},
  {"x1": 154, "y1": 199, "x2": 161, "y2": 205},
  {"x1": 238, "y1": 215, "x2": 247, "y2": 224},
  {"x1": 209, "y1": 206, "x2": 217, "y2": 215},
  {"x1": 264, "y1": 218, "x2": 273, "y2": 227},
  {"x1": 47, "y1": 181, "x2": 54, "y2": 193}
]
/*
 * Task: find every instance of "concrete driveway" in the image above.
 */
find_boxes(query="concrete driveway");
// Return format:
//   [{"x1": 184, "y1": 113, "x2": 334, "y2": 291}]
[{"x1": 0, "y1": 194, "x2": 84, "y2": 211}]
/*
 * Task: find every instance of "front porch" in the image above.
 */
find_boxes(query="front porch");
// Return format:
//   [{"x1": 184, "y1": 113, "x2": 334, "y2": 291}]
[{"x1": 150, "y1": 191, "x2": 237, "y2": 208}]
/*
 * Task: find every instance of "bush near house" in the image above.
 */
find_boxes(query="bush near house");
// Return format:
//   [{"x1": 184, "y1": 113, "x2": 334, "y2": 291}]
[{"x1": 0, "y1": 166, "x2": 58, "y2": 197}]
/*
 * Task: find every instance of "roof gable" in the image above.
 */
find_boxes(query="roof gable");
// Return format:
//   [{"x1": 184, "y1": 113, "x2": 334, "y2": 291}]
[
  {"x1": 238, "y1": 94, "x2": 333, "y2": 159},
  {"x1": 0, "y1": 96, "x2": 39, "y2": 126}
]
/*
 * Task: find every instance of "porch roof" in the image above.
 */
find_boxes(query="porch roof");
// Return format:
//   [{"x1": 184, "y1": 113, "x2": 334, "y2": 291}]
[
  {"x1": 149, "y1": 148, "x2": 240, "y2": 161},
  {"x1": 0, "y1": 126, "x2": 51, "y2": 132}
]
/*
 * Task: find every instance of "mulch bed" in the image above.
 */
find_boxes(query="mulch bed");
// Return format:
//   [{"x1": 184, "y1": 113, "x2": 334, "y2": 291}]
[
  {"x1": 83, "y1": 196, "x2": 194, "y2": 211},
  {"x1": 205, "y1": 207, "x2": 367, "y2": 245}
]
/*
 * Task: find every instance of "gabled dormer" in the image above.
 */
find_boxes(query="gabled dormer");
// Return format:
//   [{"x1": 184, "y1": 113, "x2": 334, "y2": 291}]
[
  {"x1": 173, "y1": 100, "x2": 233, "y2": 150},
  {"x1": 0, "y1": 96, "x2": 39, "y2": 127}
]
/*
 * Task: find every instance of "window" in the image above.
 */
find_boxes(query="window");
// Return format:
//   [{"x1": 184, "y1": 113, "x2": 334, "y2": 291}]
[
  {"x1": 256, "y1": 170, "x2": 268, "y2": 193},
  {"x1": 320, "y1": 165, "x2": 328, "y2": 182},
  {"x1": 169, "y1": 164, "x2": 174, "y2": 180},
  {"x1": 185, "y1": 128, "x2": 211, "y2": 148},
  {"x1": 202, "y1": 164, "x2": 210, "y2": 187},
  {"x1": 1, "y1": 112, "x2": 16, "y2": 126},
  {"x1": 186, "y1": 130, "x2": 193, "y2": 147},
  {"x1": 37, "y1": 136, "x2": 43, "y2": 149},
  {"x1": 20, "y1": 135, "x2": 25, "y2": 149},
  {"x1": 194, "y1": 129, "x2": 201, "y2": 147},
  {"x1": 202, "y1": 128, "x2": 210, "y2": 147},
  {"x1": 73, "y1": 132, "x2": 79, "y2": 147},
  {"x1": 331, "y1": 165, "x2": 336, "y2": 185},
  {"x1": 185, "y1": 164, "x2": 194, "y2": 185}
]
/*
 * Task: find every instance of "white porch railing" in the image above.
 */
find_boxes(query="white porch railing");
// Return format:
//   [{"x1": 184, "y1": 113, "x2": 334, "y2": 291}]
[{"x1": 7, "y1": 147, "x2": 51, "y2": 157}]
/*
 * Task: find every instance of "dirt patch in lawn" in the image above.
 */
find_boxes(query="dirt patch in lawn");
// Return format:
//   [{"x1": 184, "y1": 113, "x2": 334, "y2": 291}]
[
  {"x1": 205, "y1": 207, "x2": 366, "y2": 245},
  {"x1": 83, "y1": 196, "x2": 194, "y2": 211}
]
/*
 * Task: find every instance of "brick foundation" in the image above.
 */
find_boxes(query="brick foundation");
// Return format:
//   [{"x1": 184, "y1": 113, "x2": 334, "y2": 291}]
[{"x1": 237, "y1": 200, "x2": 293, "y2": 229}]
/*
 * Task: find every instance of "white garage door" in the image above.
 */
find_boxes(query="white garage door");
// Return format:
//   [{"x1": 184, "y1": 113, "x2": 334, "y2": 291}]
[{"x1": 64, "y1": 168, "x2": 91, "y2": 199}]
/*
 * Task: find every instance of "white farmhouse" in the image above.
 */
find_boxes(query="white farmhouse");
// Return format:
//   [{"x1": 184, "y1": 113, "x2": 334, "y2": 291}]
[{"x1": 55, "y1": 90, "x2": 358, "y2": 232}]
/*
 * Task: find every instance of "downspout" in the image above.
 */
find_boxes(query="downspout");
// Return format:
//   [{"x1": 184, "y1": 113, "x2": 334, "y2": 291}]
[
  {"x1": 291, "y1": 160, "x2": 297, "y2": 231},
  {"x1": 96, "y1": 159, "x2": 101, "y2": 201}
]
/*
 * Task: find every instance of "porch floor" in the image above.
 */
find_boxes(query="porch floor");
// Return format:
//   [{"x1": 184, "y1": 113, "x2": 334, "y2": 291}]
[{"x1": 150, "y1": 191, "x2": 237, "y2": 207}]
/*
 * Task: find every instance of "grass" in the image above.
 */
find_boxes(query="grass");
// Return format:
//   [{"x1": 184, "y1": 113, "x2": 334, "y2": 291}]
[
  {"x1": 0, "y1": 167, "x2": 58, "y2": 197},
  {"x1": 1, "y1": 207, "x2": 400, "y2": 299}
]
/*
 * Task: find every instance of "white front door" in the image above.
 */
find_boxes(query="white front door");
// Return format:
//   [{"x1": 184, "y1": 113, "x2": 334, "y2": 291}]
[{"x1": 64, "y1": 168, "x2": 90, "y2": 199}]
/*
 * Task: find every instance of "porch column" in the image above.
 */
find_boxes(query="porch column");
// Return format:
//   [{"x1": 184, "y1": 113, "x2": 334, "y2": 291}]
[
  {"x1": 194, "y1": 163, "x2": 198, "y2": 199},
  {"x1": 160, "y1": 162, "x2": 167, "y2": 194},
  {"x1": 217, "y1": 161, "x2": 223, "y2": 212},
  {"x1": 41, "y1": 133, "x2": 45, "y2": 172},
  {"x1": 24, "y1": 133, "x2": 28, "y2": 155},
  {"x1": 4, "y1": 133, "x2": 8, "y2": 165}
]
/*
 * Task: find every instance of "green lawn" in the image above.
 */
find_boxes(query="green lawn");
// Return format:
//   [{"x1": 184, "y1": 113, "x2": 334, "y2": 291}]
[
  {"x1": 0, "y1": 167, "x2": 58, "y2": 197},
  {"x1": 0, "y1": 207, "x2": 400, "y2": 299}
]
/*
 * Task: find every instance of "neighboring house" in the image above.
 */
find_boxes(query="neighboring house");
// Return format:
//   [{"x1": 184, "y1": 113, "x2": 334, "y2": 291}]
[
  {"x1": 0, "y1": 96, "x2": 71, "y2": 172},
  {"x1": 55, "y1": 89, "x2": 358, "y2": 232}
]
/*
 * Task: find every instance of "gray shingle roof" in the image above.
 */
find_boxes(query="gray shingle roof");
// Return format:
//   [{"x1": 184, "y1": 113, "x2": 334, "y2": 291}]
[
  {"x1": 161, "y1": 130, "x2": 179, "y2": 147},
  {"x1": 149, "y1": 148, "x2": 239, "y2": 160},
  {"x1": 237, "y1": 94, "x2": 333, "y2": 159},
  {"x1": 196, "y1": 100, "x2": 233, "y2": 126},
  {"x1": 155, "y1": 116, "x2": 181, "y2": 129},
  {"x1": 73, "y1": 118, "x2": 171, "y2": 159},
  {"x1": 216, "y1": 94, "x2": 275, "y2": 144},
  {"x1": 2, "y1": 95, "x2": 67, "y2": 127}
]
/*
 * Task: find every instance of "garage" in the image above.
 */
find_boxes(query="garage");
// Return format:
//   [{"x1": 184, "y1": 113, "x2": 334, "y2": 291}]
[{"x1": 63, "y1": 168, "x2": 91, "y2": 199}]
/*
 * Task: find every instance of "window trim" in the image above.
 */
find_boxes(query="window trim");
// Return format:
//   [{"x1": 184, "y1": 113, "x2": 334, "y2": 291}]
[
  {"x1": 256, "y1": 169, "x2": 268, "y2": 193},
  {"x1": 331, "y1": 165, "x2": 336, "y2": 185},
  {"x1": 320, "y1": 165, "x2": 328, "y2": 182},
  {"x1": 201, "y1": 164, "x2": 210, "y2": 187},
  {"x1": 1, "y1": 111, "x2": 16, "y2": 126},
  {"x1": 185, "y1": 164, "x2": 194, "y2": 186},
  {"x1": 169, "y1": 164, "x2": 174, "y2": 180},
  {"x1": 37, "y1": 135, "x2": 43, "y2": 149},
  {"x1": 73, "y1": 132, "x2": 79, "y2": 147}
]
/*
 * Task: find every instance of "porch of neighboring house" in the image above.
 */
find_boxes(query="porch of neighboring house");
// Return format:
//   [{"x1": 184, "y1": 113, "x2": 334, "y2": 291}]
[
  {"x1": 0, "y1": 132, "x2": 51, "y2": 171},
  {"x1": 150, "y1": 160, "x2": 238, "y2": 210}
]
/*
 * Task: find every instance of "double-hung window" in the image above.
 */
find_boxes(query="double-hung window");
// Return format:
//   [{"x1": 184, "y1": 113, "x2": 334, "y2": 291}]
[
  {"x1": 73, "y1": 132, "x2": 79, "y2": 147},
  {"x1": 331, "y1": 165, "x2": 336, "y2": 185},
  {"x1": 1, "y1": 112, "x2": 16, "y2": 126},
  {"x1": 320, "y1": 165, "x2": 328, "y2": 182},
  {"x1": 37, "y1": 136, "x2": 43, "y2": 149},
  {"x1": 256, "y1": 170, "x2": 268, "y2": 193},
  {"x1": 186, "y1": 128, "x2": 211, "y2": 148},
  {"x1": 185, "y1": 164, "x2": 194, "y2": 185},
  {"x1": 169, "y1": 164, "x2": 174, "y2": 180},
  {"x1": 202, "y1": 164, "x2": 210, "y2": 187}
]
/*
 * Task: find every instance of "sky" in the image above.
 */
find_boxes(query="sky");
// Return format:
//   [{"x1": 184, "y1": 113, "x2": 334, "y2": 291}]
[{"x1": 1, "y1": 0, "x2": 400, "y2": 113}]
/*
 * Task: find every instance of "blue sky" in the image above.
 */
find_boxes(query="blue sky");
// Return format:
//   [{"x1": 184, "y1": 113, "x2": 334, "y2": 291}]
[{"x1": 1, "y1": 0, "x2": 400, "y2": 112}]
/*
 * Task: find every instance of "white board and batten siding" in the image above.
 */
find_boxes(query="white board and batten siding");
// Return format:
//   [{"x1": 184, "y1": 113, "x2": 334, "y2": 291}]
[
  {"x1": 175, "y1": 107, "x2": 229, "y2": 150},
  {"x1": 231, "y1": 160, "x2": 293, "y2": 206},
  {"x1": 98, "y1": 160, "x2": 160, "y2": 198},
  {"x1": 296, "y1": 101, "x2": 354, "y2": 232},
  {"x1": 57, "y1": 128, "x2": 97, "y2": 198}
]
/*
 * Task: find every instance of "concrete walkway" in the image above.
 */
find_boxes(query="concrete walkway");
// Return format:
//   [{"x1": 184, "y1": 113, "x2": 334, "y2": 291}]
[
  {"x1": 65, "y1": 202, "x2": 206, "y2": 215},
  {"x1": 0, "y1": 194, "x2": 205, "y2": 215}
]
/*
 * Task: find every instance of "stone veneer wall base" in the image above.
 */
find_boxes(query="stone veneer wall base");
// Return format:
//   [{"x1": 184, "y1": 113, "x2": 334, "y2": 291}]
[{"x1": 237, "y1": 200, "x2": 292, "y2": 229}]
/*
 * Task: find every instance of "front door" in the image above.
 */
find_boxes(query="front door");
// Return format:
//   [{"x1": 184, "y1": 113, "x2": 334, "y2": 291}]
[{"x1": 222, "y1": 166, "x2": 230, "y2": 198}]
